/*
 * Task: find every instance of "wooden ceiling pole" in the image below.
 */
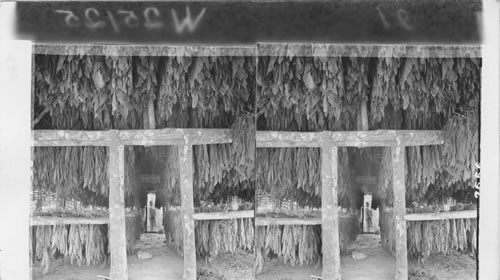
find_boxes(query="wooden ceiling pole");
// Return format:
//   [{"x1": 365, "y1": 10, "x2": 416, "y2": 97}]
[{"x1": 321, "y1": 144, "x2": 341, "y2": 280}]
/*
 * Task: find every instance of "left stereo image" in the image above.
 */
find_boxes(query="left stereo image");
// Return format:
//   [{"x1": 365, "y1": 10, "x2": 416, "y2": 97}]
[{"x1": 29, "y1": 47, "x2": 256, "y2": 280}]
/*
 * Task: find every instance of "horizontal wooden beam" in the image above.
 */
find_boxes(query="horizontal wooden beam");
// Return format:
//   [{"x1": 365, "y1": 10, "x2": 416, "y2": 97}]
[
  {"x1": 33, "y1": 130, "x2": 112, "y2": 146},
  {"x1": 117, "y1": 128, "x2": 232, "y2": 145},
  {"x1": 396, "y1": 130, "x2": 445, "y2": 146},
  {"x1": 30, "y1": 216, "x2": 108, "y2": 226},
  {"x1": 33, "y1": 128, "x2": 233, "y2": 146},
  {"x1": 255, "y1": 217, "x2": 321, "y2": 226},
  {"x1": 33, "y1": 44, "x2": 481, "y2": 58},
  {"x1": 256, "y1": 130, "x2": 444, "y2": 148},
  {"x1": 258, "y1": 43, "x2": 481, "y2": 58},
  {"x1": 405, "y1": 210, "x2": 477, "y2": 221},
  {"x1": 257, "y1": 131, "x2": 323, "y2": 147},
  {"x1": 34, "y1": 129, "x2": 443, "y2": 147},
  {"x1": 254, "y1": 215, "x2": 358, "y2": 226},
  {"x1": 34, "y1": 44, "x2": 255, "y2": 57},
  {"x1": 192, "y1": 210, "x2": 254, "y2": 220}
]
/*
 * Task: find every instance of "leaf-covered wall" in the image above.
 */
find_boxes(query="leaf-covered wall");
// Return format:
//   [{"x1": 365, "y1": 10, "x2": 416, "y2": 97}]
[{"x1": 34, "y1": 55, "x2": 255, "y2": 130}]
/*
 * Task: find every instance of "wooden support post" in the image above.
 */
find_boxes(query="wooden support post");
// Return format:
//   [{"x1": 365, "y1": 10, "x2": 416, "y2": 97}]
[
  {"x1": 109, "y1": 142, "x2": 128, "y2": 280},
  {"x1": 321, "y1": 145, "x2": 341, "y2": 280},
  {"x1": 148, "y1": 97, "x2": 156, "y2": 129},
  {"x1": 178, "y1": 145, "x2": 196, "y2": 280},
  {"x1": 391, "y1": 144, "x2": 408, "y2": 280},
  {"x1": 361, "y1": 101, "x2": 369, "y2": 131}
]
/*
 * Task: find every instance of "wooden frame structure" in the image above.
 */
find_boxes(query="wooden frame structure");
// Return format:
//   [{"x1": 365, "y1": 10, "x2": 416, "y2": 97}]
[
  {"x1": 32, "y1": 128, "x2": 247, "y2": 280},
  {"x1": 26, "y1": 42, "x2": 481, "y2": 280},
  {"x1": 29, "y1": 44, "x2": 258, "y2": 280},
  {"x1": 255, "y1": 129, "x2": 445, "y2": 280},
  {"x1": 31, "y1": 127, "x2": 457, "y2": 280}
]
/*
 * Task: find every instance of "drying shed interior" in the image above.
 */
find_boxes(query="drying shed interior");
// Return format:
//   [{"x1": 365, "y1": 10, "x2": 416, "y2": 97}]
[
  {"x1": 254, "y1": 46, "x2": 479, "y2": 279},
  {"x1": 25, "y1": 43, "x2": 480, "y2": 280},
  {"x1": 30, "y1": 52, "x2": 256, "y2": 280}
]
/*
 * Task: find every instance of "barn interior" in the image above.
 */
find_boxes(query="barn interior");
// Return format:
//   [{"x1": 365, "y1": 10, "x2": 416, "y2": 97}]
[
  {"x1": 254, "y1": 52, "x2": 479, "y2": 280},
  {"x1": 30, "y1": 53, "x2": 256, "y2": 280}
]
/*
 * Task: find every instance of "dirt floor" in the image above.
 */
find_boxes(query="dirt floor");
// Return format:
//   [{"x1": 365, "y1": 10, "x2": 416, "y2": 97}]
[
  {"x1": 256, "y1": 234, "x2": 477, "y2": 280},
  {"x1": 32, "y1": 233, "x2": 253, "y2": 280},
  {"x1": 32, "y1": 233, "x2": 476, "y2": 280}
]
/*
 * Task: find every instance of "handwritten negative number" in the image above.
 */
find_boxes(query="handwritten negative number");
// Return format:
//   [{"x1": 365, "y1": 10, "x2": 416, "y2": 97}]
[
  {"x1": 118, "y1": 10, "x2": 140, "y2": 28},
  {"x1": 144, "y1": 7, "x2": 164, "y2": 29},
  {"x1": 397, "y1": 9, "x2": 413, "y2": 30},
  {"x1": 56, "y1": 7, "x2": 202, "y2": 32},
  {"x1": 55, "y1": 10, "x2": 81, "y2": 27},
  {"x1": 376, "y1": 6, "x2": 414, "y2": 31},
  {"x1": 85, "y1": 8, "x2": 106, "y2": 30}
]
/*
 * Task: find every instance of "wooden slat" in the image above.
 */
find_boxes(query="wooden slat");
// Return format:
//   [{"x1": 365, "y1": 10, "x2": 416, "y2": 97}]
[
  {"x1": 405, "y1": 210, "x2": 477, "y2": 221},
  {"x1": 109, "y1": 144, "x2": 128, "y2": 280},
  {"x1": 321, "y1": 145, "x2": 341, "y2": 280},
  {"x1": 34, "y1": 43, "x2": 256, "y2": 57},
  {"x1": 256, "y1": 130, "x2": 444, "y2": 148},
  {"x1": 255, "y1": 217, "x2": 321, "y2": 226},
  {"x1": 178, "y1": 145, "x2": 196, "y2": 280},
  {"x1": 258, "y1": 43, "x2": 481, "y2": 58},
  {"x1": 192, "y1": 210, "x2": 254, "y2": 220},
  {"x1": 33, "y1": 128, "x2": 232, "y2": 146},
  {"x1": 392, "y1": 145, "x2": 408, "y2": 280},
  {"x1": 30, "y1": 216, "x2": 108, "y2": 226}
]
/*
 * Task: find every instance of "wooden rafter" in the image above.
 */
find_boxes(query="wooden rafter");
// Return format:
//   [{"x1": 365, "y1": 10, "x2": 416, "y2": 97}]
[
  {"x1": 33, "y1": 43, "x2": 480, "y2": 58},
  {"x1": 257, "y1": 43, "x2": 481, "y2": 58},
  {"x1": 33, "y1": 43, "x2": 255, "y2": 57}
]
